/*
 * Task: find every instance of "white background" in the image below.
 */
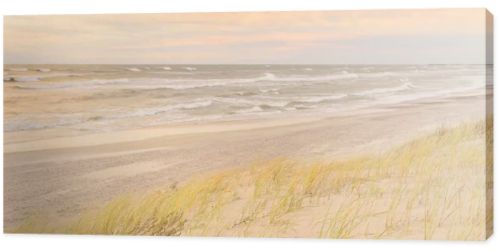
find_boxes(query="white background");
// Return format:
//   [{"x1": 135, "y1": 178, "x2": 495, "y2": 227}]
[{"x1": 0, "y1": 0, "x2": 498, "y2": 250}]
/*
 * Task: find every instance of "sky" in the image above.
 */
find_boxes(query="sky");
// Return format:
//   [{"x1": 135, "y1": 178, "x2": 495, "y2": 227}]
[{"x1": 3, "y1": 9, "x2": 492, "y2": 64}]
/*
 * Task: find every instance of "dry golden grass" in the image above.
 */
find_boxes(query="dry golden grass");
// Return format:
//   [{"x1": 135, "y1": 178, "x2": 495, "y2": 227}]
[{"x1": 15, "y1": 119, "x2": 493, "y2": 240}]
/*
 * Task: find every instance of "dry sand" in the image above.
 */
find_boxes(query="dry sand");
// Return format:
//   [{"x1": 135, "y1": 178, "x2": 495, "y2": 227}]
[{"x1": 3, "y1": 94, "x2": 488, "y2": 229}]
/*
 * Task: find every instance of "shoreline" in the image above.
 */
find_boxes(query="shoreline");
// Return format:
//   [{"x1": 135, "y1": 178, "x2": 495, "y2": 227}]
[{"x1": 4, "y1": 92, "x2": 484, "y2": 154}]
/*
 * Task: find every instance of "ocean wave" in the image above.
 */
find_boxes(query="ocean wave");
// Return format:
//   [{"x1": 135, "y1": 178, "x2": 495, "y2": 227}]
[
  {"x1": 184, "y1": 67, "x2": 197, "y2": 71},
  {"x1": 7, "y1": 71, "x2": 360, "y2": 91},
  {"x1": 159, "y1": 81, "x2": 227, "y2": 90},
  {"x1": 360, "y1": 72, "x2": 398, "y2": 78},
  {"x1": 5, "y1": 71, "x2": 87, "y2": 84},
  {"x1": 213, "y1": 97, "x2": 255, "y2": 106},
  {"x1": 11, "y1": 78, "x2": 132, "y2": 90},
  {"x1": 235, "y1": 91, "x2": 259, "y2": 96},
  {"x1": 399, "y1": 79, "x2": 420, "y2": 89},
  {"x1": 235, "y1": 104, "x2": 285, "y2": 115},
  {"x1": 88, "y1": 78, "x2": 130, "y2": 85},
  {"x1": 4, "y1": 120, "x2": 51, "y2": 132},
  {"x1": 10, "y1": 85, "x2": 36, "y2": 90},
  {"x1": 354, "y1": 82, "x2": 417, "y2": 96},
  {"x1": 162, "y1": 66, "x2": 172, "y2": 71},
  {"x1": 179, "y1": 100, "x2": 213, "y2": 110},
  {"x1": 37, "y1": 68, "x2": 51, "y2": 72},
  {"x1": 260, "y1": 88, "x2": 280, "y2": 95},
  {"x1": 117, "y1": 74, "x2": 274, "y2": 90},
  {"x1": 259, "y1": 72, "x2": 359, "y2": 82},
  {"x1": 220, "y1": 95, "x2": 343, "y2": 112},
  {"x1": 4, "y1": 115, "x2": 86, "y2": 132},
  {"x1": 150, "y1": 100, "x2": 213, "y2": 114},
  {"x1": 127, "y1": 72, "x2": 359, "y2": 90},
  {"x1": 298, "y1": 94, "x2": 348, "y2": 103},
  {"x1": 112, "y1": 99, "x2": 214, "y2": 119},
  {"x1": 217, "y1": 96, "x2": 290, "y2": 107},
  {"x1": 7, "y1": 67, "x2": 29, "y2": 72},
  {"x1": 126, "y1": 67, "x2": 141, "y2": 72},
  {"x1": 239, "y1": 106, "x2": 264, "y2": 113},
  {"x1": 283, "y1": 95, "x2": 346, "y2": 110},
  {"x1": 4, "y1": 76, "x2": 41, "y2": 82}
]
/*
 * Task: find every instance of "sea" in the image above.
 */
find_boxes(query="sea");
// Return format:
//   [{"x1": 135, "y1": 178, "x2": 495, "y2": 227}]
[{"x1": 3, "y1": 64, "x2": 490, "y2": 133}]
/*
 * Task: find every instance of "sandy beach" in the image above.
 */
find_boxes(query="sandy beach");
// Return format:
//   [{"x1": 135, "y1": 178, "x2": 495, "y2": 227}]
[{"x1": 4, "y1": 92, "x2": 488, "y2": 230}]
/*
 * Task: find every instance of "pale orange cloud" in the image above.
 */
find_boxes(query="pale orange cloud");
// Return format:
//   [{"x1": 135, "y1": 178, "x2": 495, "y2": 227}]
[{"x1": 4, "y1": 9, "x2": 490, "y2": 64}]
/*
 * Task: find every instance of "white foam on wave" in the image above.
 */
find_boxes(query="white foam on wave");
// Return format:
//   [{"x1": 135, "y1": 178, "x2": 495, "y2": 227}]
[
  {"x1": 399, "y1": 78, "x2": 421, "y2": 89},
  {"x1": 123, "y1": 74, "x2": 276, "y2": 90},
  {"x1": 214, "y1": 96, "x2": 290, "y2": 109},
  {"x1": 240, "y1": 106, "x2": 264, "y2": 113},
  {"x1": 180, "y1": 100, "x2": 213, "y2": 109},
  {"x1": 162, "y1": 66, "x2": 172, "y2": 71},
  {"x1": 370, "y1": 83, "x2": 485, "y2": 108},
  {"x1": 235, "y1": 104, "x2": 289, "y2": 116},
  {"x1": 126, "y1": 67, "x2": 141, "y2": 72},
  {"x1": 88, "y1": 78, "x2": 130, "y2": 85},
  {"x1": 235, "y1": 104, "x2": 283, "y2": 116},
  {"x1": 156, "y1": 73, "x2": 282, "y2": 89},
  {"x1": 360, "y1": 71, "x2": 398, "y2": 78},
  {"x1": 115, "y1": 99, "x2": 214, "y2": 119},
  {"x1": 354, "y1": 82, "x2": 417, "y2": 97},
  {"x1": 260, "y1": 88, "x2": 280, "y2": 95},
  {"x1": 298, "y1": 94, "x2": 348, "y2": 103},
  {"x1": 160, "y1": 81, "x2": 226, "y2": 90},
  {"x1": 261, "y1": 72, "x2": 359, "y2": 82},
  {"x1": 184, "y1": 67, "x2": 197, "y2": 71}
]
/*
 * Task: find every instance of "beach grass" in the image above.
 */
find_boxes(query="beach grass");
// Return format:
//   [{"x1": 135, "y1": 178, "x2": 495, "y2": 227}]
[{"x1": 14, "y1": 118, "x2": 492, "y2": 240}]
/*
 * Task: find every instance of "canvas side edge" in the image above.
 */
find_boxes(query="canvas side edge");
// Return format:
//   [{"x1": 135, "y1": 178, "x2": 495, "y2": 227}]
[{"x1": 485, "y1": 8, "x2": 494, "y2": 240}]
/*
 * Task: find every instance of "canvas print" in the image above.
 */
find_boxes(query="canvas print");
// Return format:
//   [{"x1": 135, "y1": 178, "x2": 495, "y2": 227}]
[{"x1": 3, "y1": 9, "x2": 493, "y2": 240}]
